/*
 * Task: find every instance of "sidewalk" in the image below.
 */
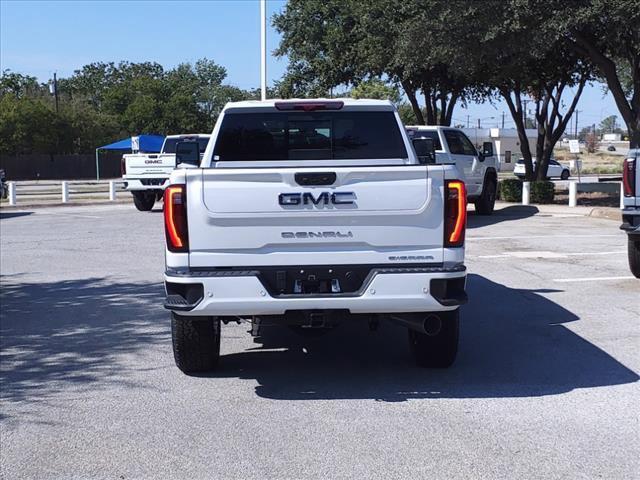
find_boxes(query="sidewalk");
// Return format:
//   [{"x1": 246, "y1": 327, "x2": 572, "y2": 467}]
[{"x1": 492, "y1": 201, "x2": 621, "y2": 221}]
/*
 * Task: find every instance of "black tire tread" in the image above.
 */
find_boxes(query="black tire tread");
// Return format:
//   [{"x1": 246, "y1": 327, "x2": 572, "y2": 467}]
[
  {"x1": 628, "y1": 238, "x2": 640, "y2": 278},
  {"x1": 474, "y1": 176, "x2": 497, "y2": 215},
  {"x1": 132, "y1": 191, "x2": 155, "y2": 211},
  {"x1": 171, "y1": 313, "x2": 221, "y2": 373}
]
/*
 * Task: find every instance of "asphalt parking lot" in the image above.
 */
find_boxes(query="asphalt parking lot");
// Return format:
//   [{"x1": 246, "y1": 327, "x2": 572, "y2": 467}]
[{"x1": 1, "y1": 202, "x2": 638, "y2": 479}]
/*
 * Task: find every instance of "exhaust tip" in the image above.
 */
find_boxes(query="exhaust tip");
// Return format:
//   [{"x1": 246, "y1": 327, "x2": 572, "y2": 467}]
[{"x1": 423, "y1": 314, "x2": 442, "y2": 336}]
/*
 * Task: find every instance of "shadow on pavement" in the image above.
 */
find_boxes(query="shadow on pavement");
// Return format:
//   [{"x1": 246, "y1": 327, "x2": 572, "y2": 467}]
[
  {"x1": 0, "y1": 211, "x2": 34, "y2": 220},
  {"x1": 213, "y1": 274, "x2": 638, "y2": 400},
  {"x1": 0, "y1": 277, "x2": 167, "y2": 415},
  {"x1": 467, "y1": 205, "x2": 539, "y2": 229}
]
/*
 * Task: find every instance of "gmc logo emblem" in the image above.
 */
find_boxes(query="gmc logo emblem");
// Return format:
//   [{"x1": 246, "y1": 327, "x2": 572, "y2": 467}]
[
  {"x1": 144, "y1": 159, "x2": 163, "y2": 164},
  {"x1": 278, "y1": 192, "x2": 356, "y2": 206}
]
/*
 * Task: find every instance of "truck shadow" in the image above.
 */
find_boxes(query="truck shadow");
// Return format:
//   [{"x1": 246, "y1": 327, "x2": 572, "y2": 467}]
[
  {"x1": 467, "y1": 204, "x2": 538, "y2": 229},
  {"x1": 0, "y1": 277, "x2": 168, "y2": 418},
  {"x1": 0, "y1": 211, "x2": 34, "y2": 220},
  {"x1": 214, "y1": 273, "x2": 638, "y2": 400}
]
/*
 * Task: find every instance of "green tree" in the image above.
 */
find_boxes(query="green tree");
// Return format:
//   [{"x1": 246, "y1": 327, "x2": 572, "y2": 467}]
[
  {"x1": 456, "y1": 0, "x2": 592, "y2": 180},
  {"x1": 0, "y1": 71, "x2": 41, "y2": 98},
  {"x1": 349, "y1": 78, "x2": 401, "y2": 104},
  {"x1": 599, "y1": 115, "x2": 620, "y2": 134},
  {"x1": 552, "y1": 0, "x2": 640, "y2": 147},
  {"x1": 273, "y1": 0, "x2": 480, "y2": 126},
  {"x1": 0, "y1": 95, "x2": 70, "y2": 154}
]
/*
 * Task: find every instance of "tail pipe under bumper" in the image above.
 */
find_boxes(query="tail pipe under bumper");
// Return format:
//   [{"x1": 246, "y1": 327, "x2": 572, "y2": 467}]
[{"x1": 387, "y1": 276, "x2": 467, "y2": 334}]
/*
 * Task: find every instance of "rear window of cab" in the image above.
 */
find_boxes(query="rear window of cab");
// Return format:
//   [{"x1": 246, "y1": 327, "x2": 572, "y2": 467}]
[{"x1": 213, "y1": 111, "x2": 408, "y2": 161}]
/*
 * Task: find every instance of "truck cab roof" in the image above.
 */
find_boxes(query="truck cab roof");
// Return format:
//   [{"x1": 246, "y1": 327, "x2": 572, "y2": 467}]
[
  {"x1": 223, "y1": 98, "x2": 396, "y2": 112},
  {"x1": 165, "y1": 134, "x2": 211, "y2": 139}
]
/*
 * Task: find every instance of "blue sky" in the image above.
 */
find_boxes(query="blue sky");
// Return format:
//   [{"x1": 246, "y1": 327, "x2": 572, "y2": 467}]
[{"x1": 0, "y1": 0, "x2": 621, "y2": 131}]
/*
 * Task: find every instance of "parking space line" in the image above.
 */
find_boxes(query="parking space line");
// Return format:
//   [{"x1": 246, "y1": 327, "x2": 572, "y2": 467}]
[
  {"x1": 553, "y1": 276, "x2": 636, "y2": 283},
  {"x1": 468, "y1": 234, "x2": 621, "y2": 241},
  {"x1": 36, "y1": 211, "x2": 100, "y2": 219},
  {"x1": 476, "y1": 250, "x2": 626, "y2": 259}
]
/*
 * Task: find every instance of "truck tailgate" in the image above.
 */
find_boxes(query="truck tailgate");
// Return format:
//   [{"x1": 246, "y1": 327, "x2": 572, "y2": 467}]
[
  {"x1": 125, "y1": 153, "x2": 176, "y2": 176},
  {"x1": 186, "y1": 166, "x2": 445, "y2": 267}
]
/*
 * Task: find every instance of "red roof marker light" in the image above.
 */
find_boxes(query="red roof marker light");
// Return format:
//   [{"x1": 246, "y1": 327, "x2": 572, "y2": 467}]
[{"x1": 274, "y1": 101, "x2": 344, "y2": 112}]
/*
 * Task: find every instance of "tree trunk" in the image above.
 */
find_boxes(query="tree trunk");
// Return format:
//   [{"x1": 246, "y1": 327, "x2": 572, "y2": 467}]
[
  {"x1": 631, "y1": 125, "x2": 640, "y2": 149},
  {"x1": 401, "y1": 80, "x2": 425, "y2": 125},
  {"x1": 424, "y1": 89, "x2": 436, "y2": 125},
  {"x1": 445, "y1": 93, "x2": 458, "y2": 126},
  {"x1": 422, "y1": 87, "x2": 438, "y2": 125},
  {"x1": 502, "y1": 87, "x2": 535, "y2": 180},
  {"x1": 571, "y1": 34, "x2": 639, "y2": 148}
]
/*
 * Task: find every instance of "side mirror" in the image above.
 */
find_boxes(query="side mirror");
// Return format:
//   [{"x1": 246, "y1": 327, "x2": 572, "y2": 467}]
[
  {"x1": 175, "y1": 141, "x2": 200, "y2": 166},
  {"x1": 412, "y1": 138, "x2": 436, "y2": 164},
  {"x1": 482, "y1": 141, "x2": 494, "y2": 157}
]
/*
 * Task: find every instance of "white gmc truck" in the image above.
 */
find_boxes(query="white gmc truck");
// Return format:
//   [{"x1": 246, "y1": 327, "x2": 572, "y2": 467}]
[
  {"x1": 122, "y1": 134, "x2": 210, "y2": 211},
  {"x1": 621, "y1": 148, "x2": 640, "y2": 277},
  {"x1": 162, "y1": 99, "x2": 468, "y2": 373},
  {"x1": 406, "y1": 126, "x2": 499, "y2": 215}
]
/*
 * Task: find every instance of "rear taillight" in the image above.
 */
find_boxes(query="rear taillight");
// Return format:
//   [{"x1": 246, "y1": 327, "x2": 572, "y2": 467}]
[
  {"x1": 623, "y1": 158, "x2": 636, "y2": 197},
  {"x1": 121, "y1": 157, "x2": 126, "y2": 176},
  {"x1": 444, "y1": 180, "x2": 467, "y2": 247},
  {"x1": 164, "y1": 185, "x2": 188, "y2": 252}
]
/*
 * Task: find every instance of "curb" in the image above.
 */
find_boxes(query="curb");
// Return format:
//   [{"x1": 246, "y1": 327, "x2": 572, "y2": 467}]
[
  {"x1": 0, "y1": 198, "x2": 132, "y2": 210},
  {"x1": 589, "y1": 207, "x2": 622, "y2": 221},
  {"x1": 494, "y1": 201, "x2": 620, "y2": 220}
]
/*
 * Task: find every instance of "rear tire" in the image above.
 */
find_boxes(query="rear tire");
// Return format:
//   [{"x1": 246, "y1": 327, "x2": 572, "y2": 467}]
[
  {"x1": 171, "y1": 313, "x2": 221, "y2": 373},
  {"x1": 628, "y1": 237, "x2": 640, "y2": 278},
  {"x1": 474, "y1": 176, "x2": 497, "y2": 215},
  {"x1": 132, "y1": 191, "x2": 156, "y2": 211},
  {"x1": 408, "y1": 309, "x2": 459, "y2": 368},
  {"x1": 560, "y1": 170, "x2": 570, "y2": 180}
]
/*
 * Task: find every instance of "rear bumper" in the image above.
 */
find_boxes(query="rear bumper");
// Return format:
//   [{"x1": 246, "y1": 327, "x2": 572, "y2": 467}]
[
  {"x1": 621, "y1": 207, "x2": 640, "y2": 236},
  {"x1": 164, "y1": 265, "x2": 467, "y2": 316},
  {"x1": 123, "y1": 178, "x2": 170, "y2": 191}
]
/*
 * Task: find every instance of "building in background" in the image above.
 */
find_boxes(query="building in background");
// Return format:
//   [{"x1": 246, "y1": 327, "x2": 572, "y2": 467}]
[
  {"x1": 462, "y1": 128, "x2": 537, "y2": 172},
  {"x1": 602, "y1": 133, "x2": 623, "y2": 142}
]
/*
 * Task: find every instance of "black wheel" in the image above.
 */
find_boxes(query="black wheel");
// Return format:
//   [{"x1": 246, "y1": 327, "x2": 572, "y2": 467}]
[
  {"x1": 132, "y1": 191, "x2": 156, "y2": 211},
  {"x1": 474, "y1": 176, "x2": 497, "y2": 215},
  {"x1": 408, "y1": 309, "x2": 459, "y2": 368},
  {"x1": 628, "y1": 237, "x2": 640, "y2": 278},
  {"x1": 560, "y1": 169, "x2": 570, "y2": 180},
  {"x1": 171, "y1": 313, "x2": 221, "y2": 373}
]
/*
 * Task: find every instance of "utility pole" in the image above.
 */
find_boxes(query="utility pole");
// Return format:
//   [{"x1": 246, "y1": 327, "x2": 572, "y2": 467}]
[
  {"x1": 501, "y1": 112, "x2": 505, "y2": 129},
  {"x1": 521, "y1": 100, "x2": 528, "y2": 128},
  {"x1": 574, "y1": 110, "x2": 579, "y2": 138},
  {"x1": 477, "y1": 118, "x2": 481, "y2": 128},
  {"x1": 260, "y1": 0, "x2": 267, "y2": 101},
  {"x1": 466, "y1": 115, "x2": 470, "y2": 128},
  {"x1": 53, "y1": 72, "x2": 59, "y2": 114}
]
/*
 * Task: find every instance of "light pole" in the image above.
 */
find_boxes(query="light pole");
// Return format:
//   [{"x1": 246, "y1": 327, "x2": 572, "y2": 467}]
[
  {"x1": 521, "y1": 100, "x2": 529, "y2": 128},
  {"x1": 49, "y1": 72, "x2": 59, "y2": 113},
  {"x1": 260, "y1": 0, "x2": 267, "y2": 101}
]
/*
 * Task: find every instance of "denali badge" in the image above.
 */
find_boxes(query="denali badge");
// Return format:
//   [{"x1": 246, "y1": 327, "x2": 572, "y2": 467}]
[
  {"x1": 279, "y1": 191, "x2": 355, "y2": 206},
  {"x1": 282, "y1": 231, "x2": 354, "y2": 239}
]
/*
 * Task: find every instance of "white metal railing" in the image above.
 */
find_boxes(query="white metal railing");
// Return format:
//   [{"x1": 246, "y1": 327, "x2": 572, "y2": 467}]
[{"x1": 5, "y1": 180, "x2": 126, "y2": 206}]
